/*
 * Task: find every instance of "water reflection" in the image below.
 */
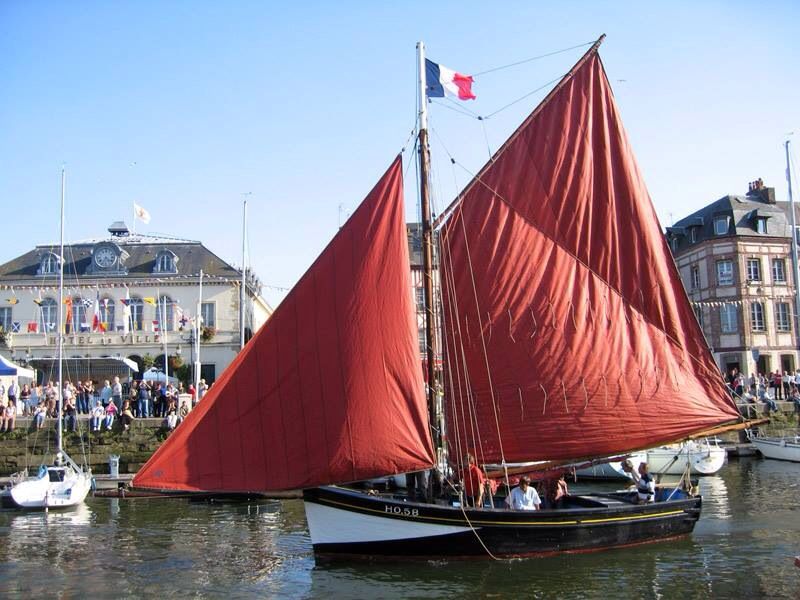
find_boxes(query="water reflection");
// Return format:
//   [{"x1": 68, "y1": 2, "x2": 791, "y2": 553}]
[{"x1": 0, "y1": 460, "x2": 797, "y2": 599}]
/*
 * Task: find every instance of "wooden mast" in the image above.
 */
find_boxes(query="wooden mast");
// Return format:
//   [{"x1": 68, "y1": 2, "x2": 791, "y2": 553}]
[{"x1": 416, "y1": 42, "x2": 441, "y2": 451}]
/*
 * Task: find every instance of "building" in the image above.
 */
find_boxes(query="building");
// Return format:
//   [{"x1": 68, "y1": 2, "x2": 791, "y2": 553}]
[
  {"x1": 667, "y1": 179, "x2": 800, "y2": 378},
  {"x1": 0, "y1": 222, "x2": 272, "y2": 386}
]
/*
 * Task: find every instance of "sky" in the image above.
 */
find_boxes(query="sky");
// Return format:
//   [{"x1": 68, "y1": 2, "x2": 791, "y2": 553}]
[{"x1": 1, "y1": 1, "x2": 799, "y2": 307}]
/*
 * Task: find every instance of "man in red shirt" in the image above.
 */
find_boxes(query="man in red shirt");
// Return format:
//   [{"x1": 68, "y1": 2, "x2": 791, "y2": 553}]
[{"x1": 460, "y1": 453, "x2": 487, "y2": 508}]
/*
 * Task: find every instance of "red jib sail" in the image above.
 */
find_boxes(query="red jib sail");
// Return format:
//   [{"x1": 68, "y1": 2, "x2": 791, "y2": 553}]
[
  {"x1": 133, "y1": 157, "x2": 435, "y2": 492},
  {"x1": 440, "y1": 49, "x2": 740, "y2": 464}
]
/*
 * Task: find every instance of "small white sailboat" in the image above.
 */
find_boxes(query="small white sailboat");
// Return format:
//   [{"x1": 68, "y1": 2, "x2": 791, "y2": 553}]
[
  {"x1": 2, "y1": 168, "x2": 92, "y2": 510},
  {"x1": 646, "y1": 439, "x2": 727, "y2": 475},
  {"x1": 749, "y1": 431, "x2": 800, "y2": 463}
]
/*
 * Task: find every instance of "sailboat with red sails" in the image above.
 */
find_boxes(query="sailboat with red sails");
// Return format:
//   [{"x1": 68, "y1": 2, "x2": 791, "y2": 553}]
[{"x1": 132, "y1": 36, "x2": 750, "y2": 559}]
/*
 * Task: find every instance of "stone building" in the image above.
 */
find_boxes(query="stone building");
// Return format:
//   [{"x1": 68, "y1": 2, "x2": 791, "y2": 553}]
[
  {"x1": 0, "y1": 222, "x2": 271, "y2": 386},
  {"x1": 667, "y1": 179, "x2": 800, "y2": 378}
]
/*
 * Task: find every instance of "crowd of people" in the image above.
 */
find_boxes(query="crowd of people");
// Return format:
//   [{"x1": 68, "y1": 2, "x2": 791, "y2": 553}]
[
  {"x1": 0, "y1": 375, "x2": 210, "y2": 434},
  {"x1": 726, "y1": 368, "x2": 800, "y2": 421}
]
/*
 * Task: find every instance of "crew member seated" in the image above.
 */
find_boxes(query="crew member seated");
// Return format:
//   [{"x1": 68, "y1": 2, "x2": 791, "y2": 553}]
[
  {"x1": 507, "y1": 475, "x2": 541, "y2": 510},
  {"x1": 636, "y1": 462, "x2": 655, "y2": 504}
]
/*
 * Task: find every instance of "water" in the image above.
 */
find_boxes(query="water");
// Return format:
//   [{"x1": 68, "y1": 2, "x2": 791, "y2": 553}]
[{"x1": 0, "y1": 458, "x2": 798, "y2": 599}]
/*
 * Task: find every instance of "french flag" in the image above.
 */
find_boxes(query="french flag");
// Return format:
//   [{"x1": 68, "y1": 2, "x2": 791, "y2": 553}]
[{"x1": 425, "y1": 59, "x2": 475, "y2": 101}]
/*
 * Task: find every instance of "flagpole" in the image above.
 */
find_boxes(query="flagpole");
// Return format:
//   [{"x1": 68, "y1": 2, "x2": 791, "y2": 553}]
[{"x1": 162, "y1": 294, "x2": 169, "y2": 383}]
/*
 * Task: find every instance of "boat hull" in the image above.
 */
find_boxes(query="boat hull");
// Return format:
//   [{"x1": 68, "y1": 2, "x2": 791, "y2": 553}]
[
  {"x1": 303, "y1": 486, "x2": 701, "y2": 559},
  {"x1": 2, "y1": 466, "x2": 92, "y2": 509},
  {"x1": 751, "y1": 437, "x2": 800, "y2": 462},
  {"x1": 647, "y1": 441, "x2": 726, "y2": 475}
]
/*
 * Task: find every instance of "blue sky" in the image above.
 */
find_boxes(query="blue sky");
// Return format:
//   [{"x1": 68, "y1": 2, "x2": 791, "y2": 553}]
[{"x1": 2, "y1": 1, "x2": 798, "y2": 306}]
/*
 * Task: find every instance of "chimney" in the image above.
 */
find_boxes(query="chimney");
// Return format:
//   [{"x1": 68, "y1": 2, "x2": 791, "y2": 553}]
[{"x1": 746, "y1": 178, "x2": 776, "y2": 204}]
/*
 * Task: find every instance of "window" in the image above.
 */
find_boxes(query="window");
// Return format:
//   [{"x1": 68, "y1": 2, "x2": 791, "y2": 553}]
[
  {"x1": 157, "y1": 295, "x2": 175, "y2": 332},
  {"x1": 750, "y1": 301, "x2": 765, "y2": 331},
  {"x1": 155, "y1": 252, "x2": 176, "y2": 273},
  {"x1": 670, "y1": 237, "x2": 679, "y2": 252},
  {"x1": 692, "y1": 306, "x2": 704, "y2": 329},
  {"x1": 756, "y1": 218, "x2": 768, "y2": 234},
  {"x1": 39, "y1": 253, "x2": 59, "y2": 275},
  {"x1": 418, "y1": 327, "x2": 427, "y2": 354},
  {"x1": 689, "y1": 265, "x2": 700, "y2": 290},
  {"x1": 746, "y1": 258, "x2": 762, "y2": 282},
  {"x1": 130, "y1": 297, "x2": 144, "y2": 331},
  {"x1": 690, "y1": 227, "x2": 699, "y2": 244},
  {"x1": 716, "y1": 260, "x2": 733, "y2": 285},
  {"x1": 714, "y1": 217, "x2": 728, "y2": 236},
  {"x1": 415, "y1": 287, "x2": 425, "y2": 311},
  {"x1": 772, "y1": 258, "x2": 786, "y2": 283},
  {"x1": 71, "y1": 296, "x2": 89, "y2": 332},
  {"x1": 40, "y1": 298, "x2": 58, "y2": 331},
  {"x1": 0, "y1": 307, "x2": 11, "y2": 332},
  {"x1": 100, "y1": 297, "x2": 115, "y2": 331},
  {"x1": 720, "y1": 305, "x2": 738, "y2": 333},
  {"x1": 776, "y1": 302, "x2": 791, "y2": 332},
  {"x1": 201, "y1": 302, "x2": 216, "y2": 328}
]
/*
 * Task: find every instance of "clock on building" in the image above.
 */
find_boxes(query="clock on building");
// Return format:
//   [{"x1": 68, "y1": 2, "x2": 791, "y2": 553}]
[{"x1": 94, "y1": 245, "x2": 117, "y2": 268}]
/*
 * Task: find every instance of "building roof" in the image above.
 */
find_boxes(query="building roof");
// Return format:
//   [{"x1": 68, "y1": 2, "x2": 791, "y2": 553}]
[
  {"x1": 0, "y1": 225, "x2": 246, "y2": 285},
  {"x1": 668, "y1": 188, "x2": 793, "y2": 254}
]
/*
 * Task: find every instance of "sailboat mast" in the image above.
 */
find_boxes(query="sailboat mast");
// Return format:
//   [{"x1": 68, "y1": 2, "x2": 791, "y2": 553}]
[
  {"x1": 57, "y1": 167, "x2": 65, "y2": 456},
  {"x1": 786, "y1": 140, "x2": 800, "y2": 335},
  {"x1": 194, "y1": 269, "x2": 203, "y2": 404},
  {"x1": 416, "y1": 41, "x2": 440, "y2": 448}
]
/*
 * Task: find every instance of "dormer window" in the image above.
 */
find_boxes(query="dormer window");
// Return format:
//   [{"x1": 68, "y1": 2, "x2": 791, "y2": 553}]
[
  {"x1": 690, "y1": 227, "x2": 699, "y2": 244},
  {"x1": 154, "y1": 250, "x2": 178, "y2": 274},
  {"x1": 37, "y1": 252, "x2": 60, "y2": 275},
  {"x1": 755, "y1": 217, "x2": 768, "y2": 234},
  {"x1": 713, "y1": 216, "x2": 729, "y2": 236}
]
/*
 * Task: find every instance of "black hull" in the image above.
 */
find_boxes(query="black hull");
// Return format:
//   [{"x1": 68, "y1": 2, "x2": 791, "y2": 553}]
[{"x1": 303, "y1": 486, "x2": 701, "y2": 560}]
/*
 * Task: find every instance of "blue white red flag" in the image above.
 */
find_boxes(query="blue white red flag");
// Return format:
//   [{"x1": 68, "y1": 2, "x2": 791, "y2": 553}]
[{"x1": 425, "y1": 59, "x2": 475, "y2": 100}]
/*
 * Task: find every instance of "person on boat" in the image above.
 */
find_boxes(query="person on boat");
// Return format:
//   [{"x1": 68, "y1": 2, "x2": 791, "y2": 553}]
[
  {"x1": 120, "y1": 400, "x2": 135, "y2": 431},
  {"x1": 90, "y1": 400, "x2": 105, "y2": 432},
  {"x1": 507, "y1": 475, "x2": 541, "y2": 510},
  {"x1": 636, "y1": 462, "x2": 655, "y2": 504},
  {"x1": 459, "y1": 453, "x2": 487, "y2": 508},
  {"x1": 104, "y1": 400, "x2": 117, "y2": 430},
  {"x1": 547, "y1": 473, "x2": 569, "y2": 509}
]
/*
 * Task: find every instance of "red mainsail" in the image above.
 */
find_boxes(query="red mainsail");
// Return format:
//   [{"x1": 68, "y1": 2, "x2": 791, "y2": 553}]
[
  {"x1": 133, "y1": 157, "x2": 435, "y2": 492},
  {"x1": 440, "y1": 50, "x2": 740, "y2": 464}
]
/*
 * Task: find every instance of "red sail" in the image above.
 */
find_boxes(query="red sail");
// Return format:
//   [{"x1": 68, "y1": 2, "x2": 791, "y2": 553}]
[
  {"x1": 133, "y1": 157, "x2": 435, "y2": 492},
  {"x1": 440, "y1": 51, "x2": 740, "y2": 464}
]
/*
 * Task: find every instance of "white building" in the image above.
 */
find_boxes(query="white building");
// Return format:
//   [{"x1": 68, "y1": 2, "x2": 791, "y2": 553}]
[{"x1": 0, "y1": 222, "x2": 271, "y2": 386}]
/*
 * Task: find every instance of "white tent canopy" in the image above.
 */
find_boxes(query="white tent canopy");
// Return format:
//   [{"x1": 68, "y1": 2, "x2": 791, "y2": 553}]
[
  {"x1": 0, "y1": 354, "x2": 35, "y2": 379},
  {"x1": 141, "y1": 367, "x2": 178, "y2": 385}
]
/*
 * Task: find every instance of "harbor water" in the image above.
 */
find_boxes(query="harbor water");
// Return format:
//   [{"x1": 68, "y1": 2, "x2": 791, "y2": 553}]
[{"x1": 0, "y1": 457, "x2": 798, "y2": 599}]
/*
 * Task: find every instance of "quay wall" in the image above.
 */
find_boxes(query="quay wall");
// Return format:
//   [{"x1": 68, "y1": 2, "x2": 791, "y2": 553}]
[{"x1": 0, "y1": 418, "x2": 167, "y2": 476}]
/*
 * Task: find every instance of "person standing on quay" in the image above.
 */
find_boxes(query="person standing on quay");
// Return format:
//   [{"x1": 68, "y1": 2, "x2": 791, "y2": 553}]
[{"x1": 111, "y1": 376, "x2": 122, "y2": 410}]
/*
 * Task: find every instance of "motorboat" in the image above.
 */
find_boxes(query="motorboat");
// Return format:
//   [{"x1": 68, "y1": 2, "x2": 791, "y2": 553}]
[{"x1": 647, "y1": 439, "x2": 726, "y2": 475}]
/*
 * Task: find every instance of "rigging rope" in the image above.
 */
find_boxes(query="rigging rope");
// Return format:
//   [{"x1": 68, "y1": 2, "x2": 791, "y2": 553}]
[{"x1": 471, "y1": 40, "x2": 597, "y2": 77}]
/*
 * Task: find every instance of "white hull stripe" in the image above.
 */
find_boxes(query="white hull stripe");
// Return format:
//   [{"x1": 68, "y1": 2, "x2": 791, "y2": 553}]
[{"x1": 304, "y1": 501, "x2": 473, "y2": 545}]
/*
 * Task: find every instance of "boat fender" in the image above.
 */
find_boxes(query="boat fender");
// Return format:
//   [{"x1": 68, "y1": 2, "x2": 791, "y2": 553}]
[
  {"x1": 38, "y1": 465, "x2": 47, "y2": 478},
  {"x1": 90, "y1": 478, "x2": 97, "y2": 492},
  {"x1": 781, "y1": 440, "x2": 787, "y2": 447}
]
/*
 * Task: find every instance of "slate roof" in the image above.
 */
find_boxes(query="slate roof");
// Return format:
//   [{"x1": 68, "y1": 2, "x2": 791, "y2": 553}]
[
  {"x1": 0, "y1": 230, "x2": 242, "y2": 283},
  {"x1": 667, "y1": 192, "x2": 794, "y2": 254}
]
